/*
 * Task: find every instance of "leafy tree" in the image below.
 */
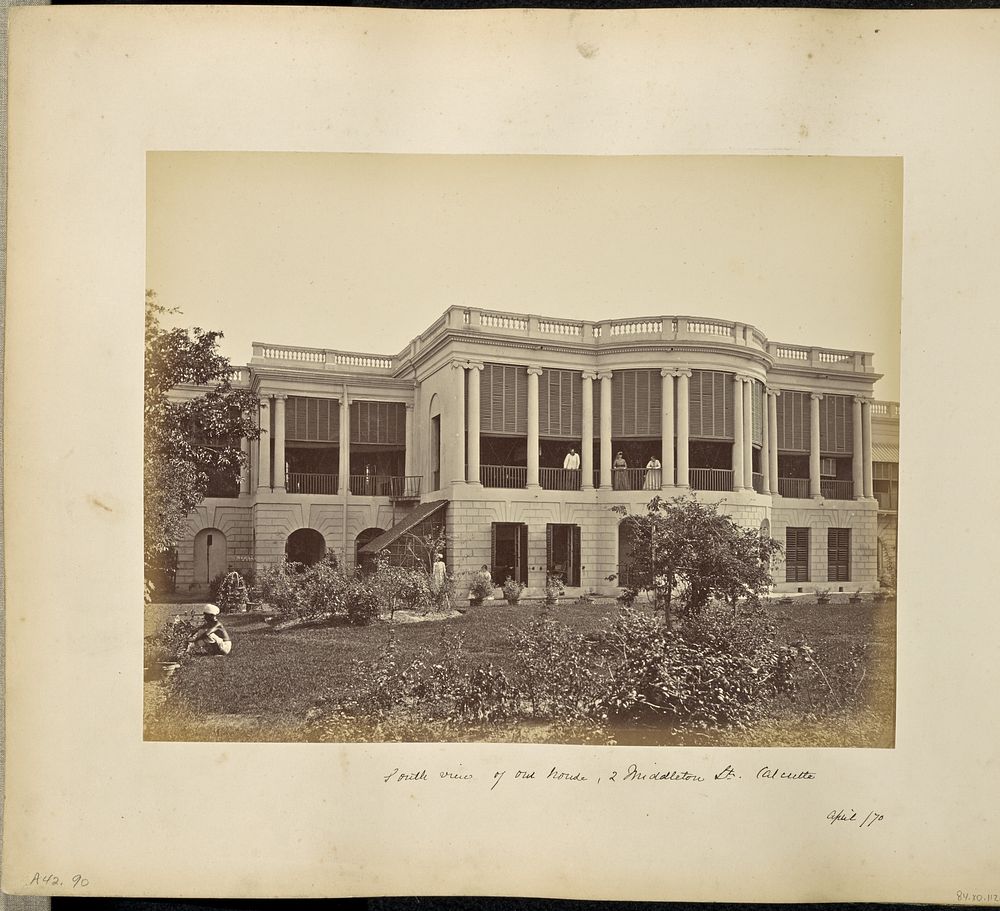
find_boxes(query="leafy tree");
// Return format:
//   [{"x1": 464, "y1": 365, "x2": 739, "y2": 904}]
[
  {"x1": 613, "y1": 495, "x2": 783, "y2": 628},
  {"x1": 144, "y1": 291, "x2": 260, "y2": 585}
]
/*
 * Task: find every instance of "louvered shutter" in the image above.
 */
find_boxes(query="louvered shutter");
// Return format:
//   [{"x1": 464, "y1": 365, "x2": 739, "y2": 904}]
[
  {"x1": 490, "y1": 523, "x2": 498, "y2": 582},
  {"x1": 689, "y1": 371, "x2": 734, "y2": 440},
  {"x1": 285, "y1": 396, "x2": 340, "y2": 443},
  {"x1": 776, "y1": 391, "x2": 809, "y2": 453},
  {"x1": 571, "y1": 525, "x2": 581, "y2": 587},
  {"x1": 538, "y1": 371, "x2": 550, "y2": 436},
  {"x1": 785, "y1": 527, "x2": 810, "y2": 582},
  {"x1": 593, "y1": 379, "x2": 601, "y2": 438},
  {"x1": 689, "y1": 372, "x2": 704, "y2": 438},
  {"x1": 828, "y1": 528, "x2": 851, "y2": 582},
  {"x1": 751, "y1": 381, "x2": 763, "y2": 445},
  {"x1": 350, "y1": 401, "x2": 405, "y2": 444},
  {"x1": 820, "y1": 394, "x2": 853, "y2": 455},
  {"x1": 612, "y1": 370, "x2": 661, "y2": 437},
  {"x1": 546, "y1": 524, "x2": 554, "y2": 571}
]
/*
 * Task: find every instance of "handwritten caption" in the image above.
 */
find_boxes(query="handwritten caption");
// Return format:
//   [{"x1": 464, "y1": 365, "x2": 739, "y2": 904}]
[
  {"x1": 827, "y1": 808, "x2": 884, "y2": 828},
  {"x1": 29, "y1": 872, "x2": 89, "y2": 889},
  {"x1": 383, "y1": 762, "x2": 816, "y2": 790}
]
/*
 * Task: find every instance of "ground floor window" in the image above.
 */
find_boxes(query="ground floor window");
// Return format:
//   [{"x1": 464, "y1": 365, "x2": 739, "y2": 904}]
[
  {"x1": 827, "y1": 527, "x2": 851, "y2": 582},
  {"x1": 546, "y1": 524, "x2": 581, "y2": 587},
  {"x1": 785, "y1": 527, "x2": 810, "y2": 582},
  {"x1": 491, "y1": 522, "x2": 528, "y2": 586}
]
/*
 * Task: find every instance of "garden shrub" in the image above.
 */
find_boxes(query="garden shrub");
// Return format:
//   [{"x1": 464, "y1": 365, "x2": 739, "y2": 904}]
[
  {"x1": 346, "y1": 576, "x2": 382, "y2": 626},
  {"x1": 508, "y1": 619, "x2": 603, "y2": 722},
  {"x1": 145, "y1": 614, "x2": 201, "y2": 666},
  {"x1": 254, "y1": 563, "x2": 307, "y2": 620}
]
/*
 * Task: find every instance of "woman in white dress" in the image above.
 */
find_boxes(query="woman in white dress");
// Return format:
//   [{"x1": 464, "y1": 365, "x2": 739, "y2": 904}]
[{"x1": 643, "y1": 455, "x2": 662, "y2": 490}]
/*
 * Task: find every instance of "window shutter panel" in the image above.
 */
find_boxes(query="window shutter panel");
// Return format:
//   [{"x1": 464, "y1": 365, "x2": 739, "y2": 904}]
[
  {"x1": 515, "y1": 366, "x2": 528, "y2": 435},
  {"x1": 593, "y1": 378, "x2": 601, "y2": 438},
  {"x1": 820, "y1": 394, "x2": 852, "y2": 454},
  {"x1": 635, "y1": 371, "x2": 648, "y2": 436},
  {"x1": 752, "y1": 381, "x2": 763, "y2": 445},
  {"x1": 689, "y1": 371, "x2": 703, "y2": 438},
  {"x1": 490, "y1": 523, "x2": 498, "y2": 574},
  {"x1": 538, "y1": 370, "x2": 550, "y2": 436},
  {"x1": 307, "y1": 397, "x2": 319, "y2": 440},
  {"x1": 546, "y1": 523, "x2": 553, "y2": 571},
  {"x1": 285, "y1": 398, "x2": 295, "y2": 440},
  {"x1": 572, "y1": 525, "x2": 582, "y2": 587}
]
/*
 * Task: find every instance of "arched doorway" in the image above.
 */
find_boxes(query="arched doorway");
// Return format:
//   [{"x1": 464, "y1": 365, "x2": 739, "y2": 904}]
[
  {"x1": 355, "y1": 527, "x2": 385, "y2": 574},
  {"x1": 194, "y1": 528, "x2": 228, "y2": 585},
  {"x1": 285, "y1": 528, "x2": 326, "y2": 567}
]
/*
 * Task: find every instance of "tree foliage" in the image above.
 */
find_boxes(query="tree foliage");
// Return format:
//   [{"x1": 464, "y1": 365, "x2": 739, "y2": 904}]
[
  {"x1": 144, "y1": 291, "x2": 260, "y2": 580},
  {"x1": 614, "y1": 495, "x2": 783, "y2": 626}
]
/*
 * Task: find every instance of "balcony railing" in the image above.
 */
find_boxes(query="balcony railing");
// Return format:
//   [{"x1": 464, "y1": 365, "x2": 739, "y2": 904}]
[
  {"x1": 481, "y1": 465, "x2": 528, "y2": 489},
  {"x1": 752, "y1": 472, "x2": 765, "y2": 493},
  {"x1": 778, "y1": 477, "x2": 810, "y2": 498},
  {"x1": 540, "y1": 468, "x2": 582, "y2": 491},
  {"x1": 690, "y1": 468, "x2": 734, "y2": 492},
  {"x1": 612, "y1": 468, "x2": 660, "y2": 491},
  {"x1": 821, "y1": 479, "x2": 854, "y2": 500},
  {"x1": 350, "y1": 475, "x2": 420, "y2": 497},
  {"x1": 286, "y1": 472, "x2": 339, "y2": 495}
]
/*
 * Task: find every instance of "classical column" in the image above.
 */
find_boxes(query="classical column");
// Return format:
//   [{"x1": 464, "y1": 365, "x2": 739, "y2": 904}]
[
  {"x1": 239, "y1": 436, "x2": 251, "y2": 495},
  {"x1": 759, "y1": 390, "x2": 771, "y2": 495},
  {"x1": 809, "y1": 393, "x2": 823, "y2": 498},
  {"x1": 466, "y1": 363, "x2": 483, "y2": 485},
  {"x1": 339, "y1": 390, "x2": 350, "y2": 496},
  {"x1": 742, "y1": 378, "x2": 753, "y2": 490},
  {"x1": 660, "y1": 369, "x2": 675, "y2": 488},
  {"x1": 404, "y1": 403, "x2": 414, "y2": 478},
  {"x1": 676, "y1": 370, "x2": 691, "y2": 488},
  {"x1": 581, "y1": 371, "x2": 596, "y2": 490},
  {"x1": 852, "y1": 396, "x2": 864, "y2": 500},
  {"x1": 732, "y1": 376, "x2": 745, "y2": 490},
  {"x1": 599, "y1": 372, "x2": 613, "y2": 489},
  {"x1": 273, "y1": 394, "x2": 287, "y2": 492},
  {"x1": 862, "y1": 397, "x2": 874, "y2": 499},
  {"x1": 257, "y1": 396, "x2": 271, "y2": 491},
  {"x1": 767, "y1": 390, "x2": 780, "y2": 495},
  {"x1": 451, "y1": 361, "x2": 466, "y2": 485},
  {"x1": 526, "y1": 366, "x2": 543, "y2": 488}
]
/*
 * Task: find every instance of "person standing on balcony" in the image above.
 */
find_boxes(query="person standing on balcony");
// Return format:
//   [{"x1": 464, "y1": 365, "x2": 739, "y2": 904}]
[
  {"x1": 613, "y1": 451, "x2": 628, "y2": 490},
  {"x1": 644, "y1": 455, "x2": 661, "y2": 490},
  {"x1": 563, "y1": 448, "x2": 581, "y2": 471}
]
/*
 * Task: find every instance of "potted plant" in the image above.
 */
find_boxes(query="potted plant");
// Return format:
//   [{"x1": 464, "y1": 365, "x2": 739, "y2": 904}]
[
  {"x1": 814, "y1": 586, "x2": 831, "y2": 605},
  {"x1": 501, "y1": 577, "x2": 525, "y2": 606},
  {"x1": 849, "y1": 586, "x2": 864, "y2": 604},
  {"x1": 469, "y1": 568, "x2": 494, "y2": 606},
  {"x1": 544, "y1": 572, "x2": 565, "y2": 606}
]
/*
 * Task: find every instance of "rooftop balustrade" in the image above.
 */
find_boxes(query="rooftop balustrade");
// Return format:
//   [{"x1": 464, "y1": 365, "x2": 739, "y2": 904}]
[{"x1": 249, "y1": 305, "x2": 877, "y2": 376}]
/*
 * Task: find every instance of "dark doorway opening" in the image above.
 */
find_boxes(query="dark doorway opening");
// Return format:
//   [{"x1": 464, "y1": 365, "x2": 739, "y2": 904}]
[
  {"x1": 546, "y1": 524, "x2": 581, "y2": 587},
  {"x1": 491, "y1": 522, "x2": 528, "y2": 586}
]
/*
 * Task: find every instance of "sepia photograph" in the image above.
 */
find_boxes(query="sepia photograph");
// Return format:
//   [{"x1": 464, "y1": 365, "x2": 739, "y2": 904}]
[{"x1": 143, "y1": 152, "x2": 901, "y2": 748}]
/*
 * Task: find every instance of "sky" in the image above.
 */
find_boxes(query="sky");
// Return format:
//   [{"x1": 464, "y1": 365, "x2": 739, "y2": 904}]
[{"x1": 147, "y1": 153, "x2": 901, "y2": 400}]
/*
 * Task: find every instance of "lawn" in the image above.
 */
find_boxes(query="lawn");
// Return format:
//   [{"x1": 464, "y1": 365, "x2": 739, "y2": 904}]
[{"x1": 144, "y1": 597, "x2": 896, "y2": 746}]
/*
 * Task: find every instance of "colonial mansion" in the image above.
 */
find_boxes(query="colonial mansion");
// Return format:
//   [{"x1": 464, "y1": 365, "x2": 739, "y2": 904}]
[{"x1": 170, "y1": 306, "x2": 900, "y2": 596}]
